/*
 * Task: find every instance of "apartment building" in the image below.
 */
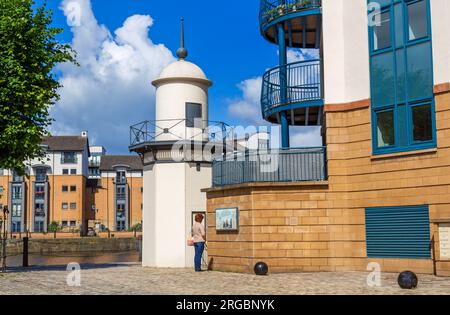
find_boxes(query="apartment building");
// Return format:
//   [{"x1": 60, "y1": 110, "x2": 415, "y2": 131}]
[
  {"x1": 202, "y1": 0, "x2": 450, "y2": 276},
  {"x1": 89, "y1": 155, "x2": 143, "y2": 232},
  {"x1": 0, "y1": 133, "x2": 143, "y2": 234}
]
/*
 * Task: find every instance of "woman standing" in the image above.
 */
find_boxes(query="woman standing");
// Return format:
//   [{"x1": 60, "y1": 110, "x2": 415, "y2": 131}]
[{"x1": 192, "y1": 213, "x2": 206, "y2": 272}]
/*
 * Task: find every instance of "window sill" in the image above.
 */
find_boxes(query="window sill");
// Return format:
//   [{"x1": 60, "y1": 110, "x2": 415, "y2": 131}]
[{"x1": 371, "y1": 148, "x2": 437, "y2": 161}]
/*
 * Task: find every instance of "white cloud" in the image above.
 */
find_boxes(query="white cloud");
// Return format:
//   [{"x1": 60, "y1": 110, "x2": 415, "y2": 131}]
[
  {"x1": 227, "y1": 49, "x2": 322, "y2": 147},
  {"x1": 227, "y1": 77, "x2": 265, "y2": 126},
  {"x1": 290, "y1": 127, "x2": 322, "y2": 147},
  {"x1": 51, "y1": 0, "x2": 175, "y2": 153}
]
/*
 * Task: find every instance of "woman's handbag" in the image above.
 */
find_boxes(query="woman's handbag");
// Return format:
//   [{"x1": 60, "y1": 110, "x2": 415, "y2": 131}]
[{"x1": 187, "y1": 237, "x2": 194, "y2": 246}]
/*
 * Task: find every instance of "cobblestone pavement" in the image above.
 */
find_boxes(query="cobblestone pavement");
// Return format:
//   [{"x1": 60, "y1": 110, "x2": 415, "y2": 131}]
[{"x1": 0, "y1": 263, "x2": 449, "y2": 295}]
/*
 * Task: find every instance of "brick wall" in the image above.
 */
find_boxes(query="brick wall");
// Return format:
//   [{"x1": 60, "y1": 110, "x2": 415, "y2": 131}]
[{"x1": 205, "y1": 90, "x2": 450, "y2": 275}]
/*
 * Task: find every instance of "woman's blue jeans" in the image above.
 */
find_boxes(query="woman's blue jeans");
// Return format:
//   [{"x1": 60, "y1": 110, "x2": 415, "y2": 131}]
[{"x1": 194, "y1": 242, "x2": 205, "y2": 271}]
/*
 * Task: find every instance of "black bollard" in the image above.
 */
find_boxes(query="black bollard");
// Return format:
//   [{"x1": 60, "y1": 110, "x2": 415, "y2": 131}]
[
  {"x1": 22, "y1": 237, "x2": 29, "y2": 268},
  {"x1": 254, "y1": 262, "x2": 269, "y2": 276},
  {"x1": 398, "y1": 271, "x2": 418, "y2": 289}
]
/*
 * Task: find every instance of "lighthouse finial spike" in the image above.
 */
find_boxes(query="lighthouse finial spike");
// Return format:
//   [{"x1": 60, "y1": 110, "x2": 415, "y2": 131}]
[{"x1": 177, "y1": 17, "x2": 188, "y2": 60}]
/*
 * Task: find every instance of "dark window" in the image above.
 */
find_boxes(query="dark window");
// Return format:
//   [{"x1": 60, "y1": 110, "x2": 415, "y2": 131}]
[
  {"x1": 373, "y1": 11, "x2": 391, "y2": 50},
  {"x1": 62, "y1": 221, "x2": 68, "y2": 227},
  {"x1": 34, "y1": 203, "x2": 45, "y2": 217},
  {"x1": 116, "y1": 186, "x2": 126, "y2": 200},
  {"x1": 35, "y1": 184, "x2": 45, "y2": 200},
  {"x1": 61, "y1": 152, "x2": 77, "y2": 164},
  {"x1": 412, "y1": 104, "x2": 432, "y2": 142},
  {"x1": 70, "y1": 169, "x2": 77, "y2": 175},
  {"x1": 186, "y1": 103, "x2": 202, "y2": 128},
  {"x1": 35, "y1": 168, "x2": 47, "y2": 182},
  {"x1": 11, "y1": 204, "x2": 22, "y2": 217},
  {"x1": 11, "y1": 185, "x2": 22, "y2": 199},
  {"x1": 407, "y1": 0, "x2": 428, "y2": 41},
  {"x1": 70, "y1": 203, "x2": 77, "y2": 210},
  {"x1": 116, "y1": 171, "x2": 126, "y2": 184},
  {"x1": 12, "y1": 171, "x2": 23, "y2": 182},
  {"x1": 62, "y1": 185, "x2": 69, "y2": 192},
  {"x1": 62, "y1": 203, "x2": 69, "y2": 210},
  {"x1": 376, "y1": 111, "x2": 395, "y2": 148},
  {"x1": 63, "y1": 169, "x2": 69, "y2": 175},
  {"x1": 11, "y1": 222, "x2": 21, "y2": 233},
  {"x1": 34, "y1": 221, "x2": 44, "y2": 233},
  {"x1": 70, "y1": 221, "x2": 76, "y2": 227},
  {"x1": 70, "y1": 185, "x2": 77, "y2": 192}
]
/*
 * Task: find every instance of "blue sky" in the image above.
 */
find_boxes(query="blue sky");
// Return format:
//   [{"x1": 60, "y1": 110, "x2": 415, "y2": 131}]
[{"x1": 38, "y1": 0, "x2": 321, "y2": 153}]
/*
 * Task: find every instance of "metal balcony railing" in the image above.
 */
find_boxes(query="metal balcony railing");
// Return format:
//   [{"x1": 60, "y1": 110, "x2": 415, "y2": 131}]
[
  {"x1": 130, "y1": 119, "x2": 233, "y2": 147},
  {"x1": 259, "y1": 0, "x2": 322, "y2": 30},
  {"x1": 212, "y1": 147, "x2": 327, "y2": 187},
  {"x1": 261, "y1": 60, "x2": 322, "y2": 117},
  {"x1": 61, "y1": 156, "x2": 78, "y2": 164}
]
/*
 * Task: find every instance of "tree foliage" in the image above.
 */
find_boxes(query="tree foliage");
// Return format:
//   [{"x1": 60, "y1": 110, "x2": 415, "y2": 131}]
[{"x1": 0, "y1": 0, "x2": 76, "y2": 174}]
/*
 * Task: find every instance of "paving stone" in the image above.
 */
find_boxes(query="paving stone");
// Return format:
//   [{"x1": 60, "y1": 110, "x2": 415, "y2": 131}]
[{"x1": 0, "y1": 263, "x2": 449, "y2": 295}]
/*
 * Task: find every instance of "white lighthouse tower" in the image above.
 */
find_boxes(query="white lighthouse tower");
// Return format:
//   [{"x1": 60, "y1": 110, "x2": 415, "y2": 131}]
[{"x1": 137, "y1": 18, "x2": 213, "y2": 268}]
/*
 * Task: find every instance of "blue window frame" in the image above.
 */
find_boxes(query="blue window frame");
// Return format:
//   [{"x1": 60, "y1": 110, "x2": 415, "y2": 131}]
[{"x1": 368, "y1": 0, "x2": 436, "y2": 155}]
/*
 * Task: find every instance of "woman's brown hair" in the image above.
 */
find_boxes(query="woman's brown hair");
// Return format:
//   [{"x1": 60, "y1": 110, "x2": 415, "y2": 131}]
[{"x1": 195, "y1": 213, "x2": 204, "y2": 223}]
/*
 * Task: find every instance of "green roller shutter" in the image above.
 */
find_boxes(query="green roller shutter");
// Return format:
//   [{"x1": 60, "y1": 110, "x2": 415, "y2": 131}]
[{"x1": 365, "y1": 205, "x2": 431, "y2": 259}]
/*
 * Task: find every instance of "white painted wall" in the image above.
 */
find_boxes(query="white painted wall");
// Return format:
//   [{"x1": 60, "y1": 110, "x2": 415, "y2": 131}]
[
  {"x1": 322, "y1": 0, "x2": 371, "y2": 104},
  {"x1": 142, "y1": 163, "x2": 187, "y2": 268},
  {"x1": 27, "y1": 151, "x2": 87, "y2": 177},
  {"x1": 430, "y1": 0, "x2": 450, "y2": 85},
  {"x1": 184, "y1": 163, "x2": 211, "y2": 267},
  {"x1": 101, "y1": 170, "x2": 143, "y2": 178},
  {"x1": 155, "y1": 81, "x2": 209, "y2": 142}
]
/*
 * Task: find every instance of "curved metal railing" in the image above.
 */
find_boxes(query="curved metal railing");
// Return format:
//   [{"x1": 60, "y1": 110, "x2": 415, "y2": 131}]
[
  {"x1": 129, "y1": 119, "x2": 233, "y2": 147},
  {"x1": 259, "y1": 0, "x2": 322, "y2": 31},
  {"x1": 261, "y1": 59, "x2": 322, "y2": 117}
]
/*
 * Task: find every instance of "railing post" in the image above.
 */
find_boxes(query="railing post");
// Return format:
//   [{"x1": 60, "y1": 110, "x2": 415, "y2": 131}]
[
  {"x1": 278, "y1": 22, "x2": 290, "y2": 148},
  {"x1": 22, "y1": 237, "x2": 29, "y2": 268}
]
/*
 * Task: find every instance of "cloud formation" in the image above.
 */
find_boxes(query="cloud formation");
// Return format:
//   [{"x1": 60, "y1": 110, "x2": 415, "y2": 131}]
[
  {"x1": 51, "y1": 0, "x2": 175, "y2": 153},
  {"x1": 227, "y1": 49, "x2": 322, "y2": 147}
]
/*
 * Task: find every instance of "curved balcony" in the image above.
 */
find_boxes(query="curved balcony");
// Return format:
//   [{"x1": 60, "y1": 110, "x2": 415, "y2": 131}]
[
  {"x1": 261, "y1": 59, "x2": 323, "y2": 125},
  {"x1": 212, "y1": 147, "x2": 327, "y2": 187},
  {"x1": 259, "y1": 0, "x2": 322, "y2": 48}
]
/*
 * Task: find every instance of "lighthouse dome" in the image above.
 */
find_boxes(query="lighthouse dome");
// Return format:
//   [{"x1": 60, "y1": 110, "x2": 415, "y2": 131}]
[
  {"x1": 152, "y1": 59, "x2": 212, "y2": 87},
  {"x1": 159, "y1": 60, "x2": 207, "y2": 80}
]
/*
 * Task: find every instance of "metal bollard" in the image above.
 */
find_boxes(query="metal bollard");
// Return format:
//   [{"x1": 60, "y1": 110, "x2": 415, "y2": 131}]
[{"x1": 22, "y1": 237, "x2": 29, "y2": 268}]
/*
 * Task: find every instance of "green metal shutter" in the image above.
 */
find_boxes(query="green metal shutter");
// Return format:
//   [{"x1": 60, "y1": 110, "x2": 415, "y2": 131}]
[{"x1": 365, "y1": 205, "x2": 431, "y2": 259}]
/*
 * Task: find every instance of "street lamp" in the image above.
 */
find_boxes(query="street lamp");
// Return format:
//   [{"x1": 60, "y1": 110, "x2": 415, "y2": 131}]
[{"x1": 2, "y1": 205, "x2": 9, "y2": 273}]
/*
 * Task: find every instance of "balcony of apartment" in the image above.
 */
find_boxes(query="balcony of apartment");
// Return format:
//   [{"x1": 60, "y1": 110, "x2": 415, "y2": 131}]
[
  {"x1": 61, "y1": 153, "x2": 78, "y2": 164},
  {"x1": 89, "y1": 160, "x2": 101, "y2": 167},
  {"x1": 212, "y1": 147, "x2": 327, "y2": 187},
  {"x1": 261, "y1": 59, "x2": 323, "y2": 125},
  {"x1": 260, "y1": 0, "x2": 322, "y2": 48}
]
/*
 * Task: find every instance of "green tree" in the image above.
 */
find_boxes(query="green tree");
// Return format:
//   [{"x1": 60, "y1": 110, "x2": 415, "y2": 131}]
[
  {"x1": 48, "y1": 221, "x2": 60, "y2": 238},
  {"x1": 0, "y1": 0, "x2": 76, "y2": 174}
]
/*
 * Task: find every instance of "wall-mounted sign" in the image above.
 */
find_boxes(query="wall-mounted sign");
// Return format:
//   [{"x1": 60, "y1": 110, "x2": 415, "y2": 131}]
[
  {"x1": 216, "y1": 208, "x2": 238, "y2": 232},
  {"x1": 439, "y1": 224, "x2": 450, "y2": 260}
]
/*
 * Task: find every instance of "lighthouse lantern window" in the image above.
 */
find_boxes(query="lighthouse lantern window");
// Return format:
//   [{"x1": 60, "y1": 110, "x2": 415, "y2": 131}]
[{"x1": 186, "y1": 102, "x2": 202, "y2": 128}]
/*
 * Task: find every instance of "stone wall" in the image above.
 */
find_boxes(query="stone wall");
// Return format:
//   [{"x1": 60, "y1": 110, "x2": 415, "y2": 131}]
[
  {"x1": 5, "y1": 237, "x2": 140, "y2": 257},
  {"x1": 204, "y1": 89, "x2": 450, "y2": 276}
]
